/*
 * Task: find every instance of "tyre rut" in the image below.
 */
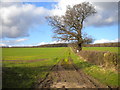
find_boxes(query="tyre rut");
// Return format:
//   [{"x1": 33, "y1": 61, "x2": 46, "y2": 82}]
[{"x1": 36, "y1": 57, "x2": 107, "y2": 89}]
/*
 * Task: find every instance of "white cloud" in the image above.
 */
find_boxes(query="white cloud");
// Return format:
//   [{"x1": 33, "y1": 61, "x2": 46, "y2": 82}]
[
  {"x1": 85, "y1": 2, "x2": 118, "y2": 27},
  {"x1": 1, "y1": 1, "x2": 118, "y2": 40},
  {"x1": 52, "y1": 0, "x2": 118, "y2": 27},
  {"x1": 37, "y1": 40, "x2": 67, "y2": 45},
  {"x1": 16, "y1": 38, "x2": 28, "y2": 42},
  {"x1": 37, "y1": 42, "x2": 48, "y2": 45},
  {"x1": 1, "y1": 2, "x2": 51, "y2": 38},
  {"x1": 93, "y1": 38, "x2": 119, "y2": 44},
  {"x1": 0, "y1": 40, "x2": 67, "y2": 47},
  {"x1": 0, "y1": 38, "x2": 28, "y2": 45},
  {"x1": 51, "y1": 0, "x2": 83, "y2": 16},
  {"x1": 0, "y1": 43, "x2": 7, "y2": 47},
  {"x1": 11, "y1": 44, "x2": 34, "y2": 47}
]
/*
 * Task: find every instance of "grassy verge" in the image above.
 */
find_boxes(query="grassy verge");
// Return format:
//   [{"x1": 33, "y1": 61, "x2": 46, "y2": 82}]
[
  {"x1": 83, "y1": 47, "x2": 118, "y2": 53},
  {"x1": 70, "y1": 48, "x2": 119, "y2": 87}
]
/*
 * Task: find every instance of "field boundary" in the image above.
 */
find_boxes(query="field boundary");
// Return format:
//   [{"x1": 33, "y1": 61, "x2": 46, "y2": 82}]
[{"x1": 77, "y1": 50, "x2": 118, "y2": 69}]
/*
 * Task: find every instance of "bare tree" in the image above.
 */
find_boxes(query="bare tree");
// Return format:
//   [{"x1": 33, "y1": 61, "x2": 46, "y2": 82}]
[{"x1": 47, "y1": 2, "x2": 96, "y2": 51}]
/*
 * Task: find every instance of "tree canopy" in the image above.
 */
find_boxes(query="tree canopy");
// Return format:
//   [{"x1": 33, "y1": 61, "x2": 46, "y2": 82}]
[{"x1": 47, "y1": 2, "x2": 96, "y2": 51}]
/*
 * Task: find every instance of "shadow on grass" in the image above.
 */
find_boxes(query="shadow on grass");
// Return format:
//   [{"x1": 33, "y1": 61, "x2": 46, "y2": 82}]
[
  {"x1": 2, "y1": 60, "x2": 94, "y2": 88},
  {"x1": 2, "y1": 66, "x2": 51, "y2": 88}
]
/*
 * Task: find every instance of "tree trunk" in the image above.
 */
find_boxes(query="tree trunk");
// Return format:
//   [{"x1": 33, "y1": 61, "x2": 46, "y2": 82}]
[{"x1": 77, "y1": 43, "x2": 82, "y2": 52}]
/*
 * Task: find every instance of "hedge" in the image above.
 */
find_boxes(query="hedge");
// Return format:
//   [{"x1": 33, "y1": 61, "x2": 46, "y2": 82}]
[{"x1": 78, "y1": 50, "x2": 119, "y2": 69}]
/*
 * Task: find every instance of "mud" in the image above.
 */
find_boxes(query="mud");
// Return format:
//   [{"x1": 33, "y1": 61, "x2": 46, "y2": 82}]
[{"x1": 36, "y1": 58, "x2": 107, "y2": 89}]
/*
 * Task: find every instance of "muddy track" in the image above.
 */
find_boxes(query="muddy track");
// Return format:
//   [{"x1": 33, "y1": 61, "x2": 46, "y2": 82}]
[{"x1": 36, "y1": 57, "x2": 107, "y2": 89}]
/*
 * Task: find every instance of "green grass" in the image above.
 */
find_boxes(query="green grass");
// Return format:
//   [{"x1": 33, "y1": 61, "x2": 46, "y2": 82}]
[
  {"x1": 2, "y1": 47, "x2": 67, "y2": 60},
  {"x1": 3, "y1": 59, "x2": 58, "y2": 88},
  {"x1": 84, "y1": 66, "x2": 119, "y2": 87},
  {"x1": 2, "y1": 47, "x2": 69, "y2": 88},
  {"x1": 83, "y1": 47, "x2": 118, "y2": 53},
  {"x1": 70, "y1": 48, "x2": 119, "y2": 87},
  {"x1": 2, "y1": 47, "x2": 119, "y2": 88}
]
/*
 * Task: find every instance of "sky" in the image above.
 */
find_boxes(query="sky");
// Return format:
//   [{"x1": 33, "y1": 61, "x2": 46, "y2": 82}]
[{"x1": 0, "y1": 0, "x2": 119, "y2": 46}]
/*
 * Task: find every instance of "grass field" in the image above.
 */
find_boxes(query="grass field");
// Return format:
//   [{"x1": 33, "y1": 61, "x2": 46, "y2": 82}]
[
  {"x1": 2, "y1": 47, "x2": 69, "y2": 88},
  {"x1": 2, "y1": 47, "x2": 119, "y2": 88},
  {"x1": 83, "y1": 47, "x2": 118, "y2": 53},
  {"x1": 2, "y1": 47, "x2": 68, "y2": 60}
]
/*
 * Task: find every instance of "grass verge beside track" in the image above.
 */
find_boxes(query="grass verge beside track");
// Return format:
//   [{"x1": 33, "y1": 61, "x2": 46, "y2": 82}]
[{"x1": 70, "y1": 48, "x2": 119, "y2": 87}]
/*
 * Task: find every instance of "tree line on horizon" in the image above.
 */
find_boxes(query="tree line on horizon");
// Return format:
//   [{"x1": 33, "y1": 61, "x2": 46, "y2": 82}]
[{"x1": 2, "y1": 42, "x2": 119, "y2": 48}]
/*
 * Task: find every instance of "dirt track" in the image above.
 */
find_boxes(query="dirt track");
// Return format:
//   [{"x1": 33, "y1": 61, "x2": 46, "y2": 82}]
[{"x1": 36, "y1": 57, "x2": 106, "y2": 89}]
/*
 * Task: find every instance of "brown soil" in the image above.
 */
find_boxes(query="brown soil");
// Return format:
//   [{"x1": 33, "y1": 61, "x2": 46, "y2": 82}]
[{"x1": 35, "y1": 58, "x2": 107, "y2": 89}]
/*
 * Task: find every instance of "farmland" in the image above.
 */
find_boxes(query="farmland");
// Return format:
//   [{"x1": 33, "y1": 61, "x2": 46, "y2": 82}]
[
  {"x1": 2, "y1": 47, "x2": 119, "y2": 88},
  {"x1": 2, "y1": 48, "x2": 67, "y2": 60},
  {"x1": 2, "y1": 47, "x2": 68, "y2": 88}
]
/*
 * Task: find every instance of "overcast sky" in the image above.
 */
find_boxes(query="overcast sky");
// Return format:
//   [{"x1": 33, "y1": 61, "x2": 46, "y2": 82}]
[{"x1": 0, "y1": 0, "x2": 119, "y2": 46}]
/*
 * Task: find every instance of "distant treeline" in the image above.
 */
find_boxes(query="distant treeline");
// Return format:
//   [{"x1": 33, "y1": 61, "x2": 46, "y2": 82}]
[
  {"x1": 2, "y1": 43, "x2": 68, "y2": 48},
  {"x1": 37, "y1": 42, "x2": 119, "y2": 47},
  {"x1": 1, "y1": 42, "x2": 119, "y2": 48},
  {"x1": 83, "y1": 42, "x2": 120, "y2": 47},
  {"x1": 36, "y1": 43, "x2": 68, "y2": 47}
]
